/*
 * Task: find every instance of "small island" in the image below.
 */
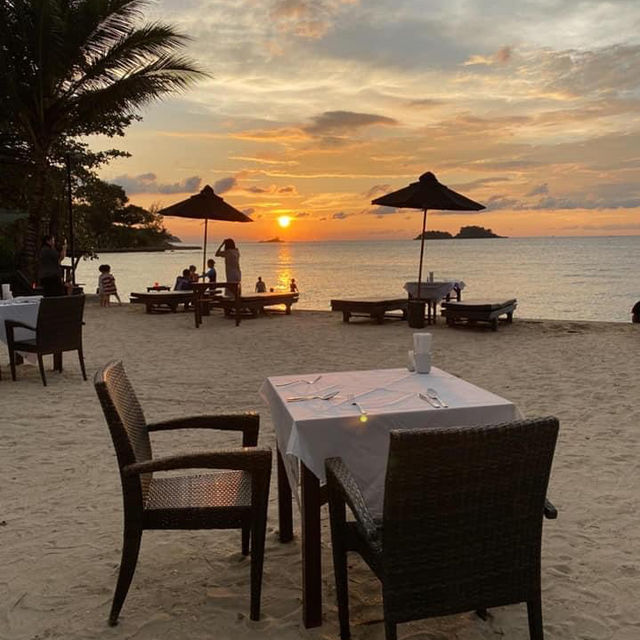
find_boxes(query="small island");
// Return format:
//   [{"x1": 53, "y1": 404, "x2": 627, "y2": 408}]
[
  {"x1": 259, "y1": 237, "x2": 284, "y2": 243},
  {"x1": 414, "y1": 225, "x2": 504, "y2": 240}
]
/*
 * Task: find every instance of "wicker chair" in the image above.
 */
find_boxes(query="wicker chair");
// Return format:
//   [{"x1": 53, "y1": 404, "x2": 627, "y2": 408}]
[
  {"x1": 5, "y1": 294, "x2": 87, "y2": 386},
  {"x1": 326, "y1": 417, "x2": 559, "y2": 640},
  {"x1": 94, "y1": 360, "x2": 272, "y2": 626}
]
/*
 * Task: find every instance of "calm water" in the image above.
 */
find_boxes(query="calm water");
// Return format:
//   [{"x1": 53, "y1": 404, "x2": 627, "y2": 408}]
[{"x1": 74, "y1": 237, "x2": 640, "y2": 322}]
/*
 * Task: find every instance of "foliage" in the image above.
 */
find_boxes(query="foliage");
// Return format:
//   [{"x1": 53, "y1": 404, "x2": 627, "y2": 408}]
[
  {"x1": 455, "y1": 225, "x2": 503, "y2": 239},
  {"x1": 0, "y1": 0, "x2": 205, "y2": 271}
]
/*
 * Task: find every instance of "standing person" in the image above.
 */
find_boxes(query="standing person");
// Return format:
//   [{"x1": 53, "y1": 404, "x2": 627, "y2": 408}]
[
  {"x1": 98, "y1": 264, "x2": 120, "y2": 306},
  {"x1": 215, "y1": 238, "x2": 241, "y2": 283},
  {"x1": 290, "y1": 278, "x2": 299, "y2": 292},
  {"x1": 255, "y1": 276, "x2": 267, "y2": 293},
  {"x1": 204, "y1": 258, "x2": 217, "y2": 283},
  {"x1": 38, "y1": 234, "x2": 66, "y2": 296}
]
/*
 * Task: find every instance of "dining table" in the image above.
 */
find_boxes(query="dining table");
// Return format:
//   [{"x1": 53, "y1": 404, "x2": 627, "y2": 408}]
[
  {"x1": 0, "y1": 297, "x2": 41, "y2": 364},
  {"x1": 260, "y1": 366, "x2": 522, "y2": 628}
]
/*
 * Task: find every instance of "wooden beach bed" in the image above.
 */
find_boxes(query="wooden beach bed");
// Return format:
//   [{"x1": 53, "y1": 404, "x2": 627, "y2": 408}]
[
  {"x1": 330, "y1": 298, "x2": 408, "y2": 324},
  {"x1": 129, "y1": 290, "x2": 193, "y2": 313},
  {"x1": 440, "y1": 298, "x2": 517, "y2": 331}
]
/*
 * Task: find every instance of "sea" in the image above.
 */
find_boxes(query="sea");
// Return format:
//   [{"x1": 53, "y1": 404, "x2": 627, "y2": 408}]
[{"x1": 74, "y1": 236, "x2": 640, "y2": 323}]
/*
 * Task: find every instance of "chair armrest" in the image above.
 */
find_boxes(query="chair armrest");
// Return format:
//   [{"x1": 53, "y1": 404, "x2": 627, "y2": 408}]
[
  {"x1": 123, "y1": 447, "x2": 272, "y2": 476},
  {"x1": 147, "y1": 412, "x2": 260, "y2": 446},
  {"x1": 326, "y1": 457, "x2": 378, "y2": 542},
  {"x1": 544, "y1": 498, "x2": 558, "y2": 519},
  {"x1": 5, "y1": 319, "x2": 36, "y2": 332}
]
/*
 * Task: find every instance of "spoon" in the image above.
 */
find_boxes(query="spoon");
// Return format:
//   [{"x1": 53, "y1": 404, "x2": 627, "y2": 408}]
[
  {"x1": 351, "y1": 400, "x2": 368, "y2": 422},
  {"x1": 287, "y1": 390, "x2": 339, "y2": 402}
]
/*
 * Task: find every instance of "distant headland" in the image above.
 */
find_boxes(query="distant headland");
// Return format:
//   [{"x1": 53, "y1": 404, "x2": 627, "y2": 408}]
[
  {"x1": 259, "y1": 237, "x2": 284, "y2": 243},
  {"x1": 414, "y1": 225, "x2": 505, "y2": 240}
]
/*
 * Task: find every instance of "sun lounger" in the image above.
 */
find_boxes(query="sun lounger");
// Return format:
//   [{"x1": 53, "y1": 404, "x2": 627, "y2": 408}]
[
  {"x1": 330, "y1": 298, "x2": 408, "y2": 324},
  {"x1": 218, "y1": 292, "x2": 299, "y2": 318},
  {"x1": 129, "y1": 291, "x2": 193, "y2": 313},
  {"x1": 440, "y1": 298, "x2": 517, "y2": 331}
]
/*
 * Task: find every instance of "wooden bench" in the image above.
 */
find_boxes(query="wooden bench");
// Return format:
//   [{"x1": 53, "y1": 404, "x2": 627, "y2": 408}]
[
  {"x1": 330, "y1": 298, "x2": 408, "y2": 324},
  {"x1": 440, "y1": 299, "x2": 517, "y2": 331},
  {"x1": 129, "y1": 291, "x2": 194, "y2": 313}
]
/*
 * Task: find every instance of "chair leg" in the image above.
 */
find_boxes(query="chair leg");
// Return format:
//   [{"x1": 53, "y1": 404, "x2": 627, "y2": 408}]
[
  {"x1": 37, "y1": 354, "x2": 47, "y2": 386},
  {"x1": 9, "y1": 346, "x2": 16, "y2": 381},
  {"x1": 77, "y1": 347, "x2": 87, "y2": 380},
  {"x1": 109, "y1": 526, "x2": 143, "y2": 626},
  {"x1": 241, "y1": 524, "x2": 250, "y2": 556},
  {"x1": 249, "y1": 510, "x2": 268, "y2": 621},
  {"x1": 328, "y1": 499, "x2": 351, "y2": 640},
  {"x1": 384, "y1": 619, "x2": 397, "y2": 640},
  {"x1": 54, "y1": 352, "x2": 63, "y2": 372},
  {"x1": 527, "y1": 597, "x2": 544, "y2": 640}
]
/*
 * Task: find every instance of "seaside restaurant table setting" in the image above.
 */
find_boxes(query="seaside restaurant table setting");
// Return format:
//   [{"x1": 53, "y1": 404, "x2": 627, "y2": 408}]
[
  {"x1": 259, "y1": 332, "x2": 523, "y2": 628},
  {"x1": 404, "y1": 278, "x2": 464, "y2": 324}
]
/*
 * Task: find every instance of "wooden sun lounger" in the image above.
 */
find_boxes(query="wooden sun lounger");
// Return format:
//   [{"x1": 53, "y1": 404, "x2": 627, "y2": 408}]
[
  {"x1": 191, "y1": 283, "x2": 298, "y2": 327},
  {"x1": 219, "y1": 292, "x2": 299, "y2": 318},
  {"x1": 129, "y1": 291, "x2": 194, "y2": 313},
  {"x1": 330, "y1": 298, "x2": 408, "y2": 324},
  {"x1": 440, "y1": 298, "x2": 517, "y2": 331}
]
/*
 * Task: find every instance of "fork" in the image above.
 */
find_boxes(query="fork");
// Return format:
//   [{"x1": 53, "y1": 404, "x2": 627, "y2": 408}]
[
  {"x1": 426, "y1": 388, "x2": 449, "y2": 408},
  {"x1": 276, "y1": 375, "x2": 322, "y2": 387},
  {"x1": 418, "y1": 392, "x2": 440, "y2": 408},
  {"x1": 287, "y1": 390, "x2": 339, "y2": 402}
]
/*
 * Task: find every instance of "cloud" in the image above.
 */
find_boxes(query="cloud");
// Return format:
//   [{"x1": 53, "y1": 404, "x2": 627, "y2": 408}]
[
  {"x1": 406, "y1": 98, "x2": 444, "y2": 108},
  {"x1": 244, "y1": 184, "x2": 299, "y2": 195},
  {"x1": 363, "y1": 184, "x2": 391, "y2": 199},
  {"x1": 366, "y1": 205, "x2": 397, "y2": 216},
  {"x1": 213, "y1": 176, "x2": 238, "y2": 194},
  {"x1": 464, "y1": 45, "x2": 513, "y2": 66},
  {"x1": 270, "y1": 0, "x2": 358, "y2": 40},
  {"x1": 296, "y1": 211, "x2": 311, "y2": 217},
  {"x1": 526, "y1": 183, "x2": 549, "y2": 197},
  {"x1": 303, "y1": 111, "x2": 398, "y2": 136},
  {"x1": 112, "y1": 174, "x2": 201, "y2": 195},
  {"x1": 332, "y1": 211, "x2": 349, "y2": 219}
]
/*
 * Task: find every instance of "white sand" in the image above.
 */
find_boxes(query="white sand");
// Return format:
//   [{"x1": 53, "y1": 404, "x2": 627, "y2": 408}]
[{"x1": 1, "y1": 302, "x2": 639, "y2": 640}]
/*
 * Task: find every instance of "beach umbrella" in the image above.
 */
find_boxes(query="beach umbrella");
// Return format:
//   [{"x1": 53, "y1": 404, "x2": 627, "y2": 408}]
[
  {"x1": 159, "y1": 185, "x2": 252, "y2": 275},
  {"x1": 372, "y1": 171, "x2": 484, "y2": 299}
]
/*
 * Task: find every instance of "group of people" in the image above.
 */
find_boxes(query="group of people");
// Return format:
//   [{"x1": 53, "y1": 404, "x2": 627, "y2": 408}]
[{"x1": 172, "y1": 238, "x2": 300, "y2": 295}]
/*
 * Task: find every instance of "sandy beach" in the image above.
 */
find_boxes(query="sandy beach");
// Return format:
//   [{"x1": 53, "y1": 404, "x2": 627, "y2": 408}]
[{"x1": 1, "y1": 301, "x2": 639, "y2": 640}]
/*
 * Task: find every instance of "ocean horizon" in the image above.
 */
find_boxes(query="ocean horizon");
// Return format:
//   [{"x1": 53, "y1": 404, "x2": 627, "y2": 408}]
[{"x1": 74, "y1": 235, "x2": 640, "y2": 323}]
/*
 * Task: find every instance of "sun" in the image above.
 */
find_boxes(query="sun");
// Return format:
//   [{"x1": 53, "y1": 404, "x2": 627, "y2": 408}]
[{"x1": 277, "y1": 215, "x2": 291, "y2": 228}]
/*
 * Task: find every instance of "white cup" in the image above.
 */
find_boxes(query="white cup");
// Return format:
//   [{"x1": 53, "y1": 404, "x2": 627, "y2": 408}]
[
  {"x1": 414, "y1": 352, "x2": 431, "y2": 374},
  {"x1": 407, "y1": 350, "x2": 416, "y2": 372},
  {"x1": 2, "y1": 283, "x2": 11, "y2": 300}
]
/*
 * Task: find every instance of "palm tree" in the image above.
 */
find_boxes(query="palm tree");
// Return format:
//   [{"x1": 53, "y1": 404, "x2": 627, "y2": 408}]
[{"x1": 0, "y1": 0, "x2": 205, "y2": 273}]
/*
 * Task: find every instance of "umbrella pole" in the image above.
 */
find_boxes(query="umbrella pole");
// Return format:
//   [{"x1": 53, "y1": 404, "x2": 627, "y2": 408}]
[
  {"x1": 417, "y1": 208, "x2": 427, "y2": 299},
  {"x1": 202, "y1": 218, "x2": 208, "y2": 277}
]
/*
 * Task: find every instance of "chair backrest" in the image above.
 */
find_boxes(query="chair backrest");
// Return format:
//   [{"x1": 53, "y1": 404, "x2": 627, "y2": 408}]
[
  {"x1": 36, "y1": 294, "x2": 85, "y2": 352},
  {"x1": 94, "y1": 360, "x2": 153, "y2": 502},
  {"x1": 382, "y1": 417, "x2": 559, "y2": 620}
]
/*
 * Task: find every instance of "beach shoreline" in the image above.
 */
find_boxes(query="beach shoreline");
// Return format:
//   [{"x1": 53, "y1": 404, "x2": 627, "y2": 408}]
[{"x1": 1, "y1": 304, "x2": 638, "y2": 639}]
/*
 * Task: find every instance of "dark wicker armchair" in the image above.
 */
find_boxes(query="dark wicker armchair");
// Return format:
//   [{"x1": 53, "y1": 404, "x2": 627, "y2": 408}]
[
  {"x1": 5, "y1": 294, "x2": 87, "y2": 386},
  {"x1": 326, "y1": 417, "x2": 559, "y2": 640},
  {"x1": 94, "y1": 360, "x2": 272, "y2": 626}
]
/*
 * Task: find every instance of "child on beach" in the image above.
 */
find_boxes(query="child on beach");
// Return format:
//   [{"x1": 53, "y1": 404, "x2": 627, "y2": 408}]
[
  {"x1": 255, "y1": 276, "x2": 267, "y2": 293},
  {"x1": 290, "y1": 278, "x2": 298, "y2": 292},
  {"x1": 98, "y1": 264, "x2": 121, "y2": 306}
]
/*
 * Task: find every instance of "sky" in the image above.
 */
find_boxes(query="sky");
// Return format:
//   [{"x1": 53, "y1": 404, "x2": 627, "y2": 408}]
[{"x1": 97, "y1": 0, "x2": 640, "y2": 243}]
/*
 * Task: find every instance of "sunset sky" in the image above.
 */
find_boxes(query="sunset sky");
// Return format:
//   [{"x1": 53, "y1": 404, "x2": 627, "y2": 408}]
[{"x1": 98, "y1": 0, "x2": 640, "y2": 243}]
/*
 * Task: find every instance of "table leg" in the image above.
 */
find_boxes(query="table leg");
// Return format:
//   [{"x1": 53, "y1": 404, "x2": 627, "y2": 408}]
[
  {"x1": 301, "y1": 462, "x2": 322, "y2": 628},
  {"x1": 277, "y1": 449, "x2": 293, "y2": 543}
]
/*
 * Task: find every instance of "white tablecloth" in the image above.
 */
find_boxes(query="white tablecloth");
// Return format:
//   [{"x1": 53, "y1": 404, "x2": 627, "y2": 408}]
[
  {"x1": 0, "y1": 298, "x2": 40, "y2": 344},
  {"x1": 260, "y1": 367, "x2": 522, "y2": 517},
  {"x1": 404, "y1": 280, "x2": 465, "y2": 300}
]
